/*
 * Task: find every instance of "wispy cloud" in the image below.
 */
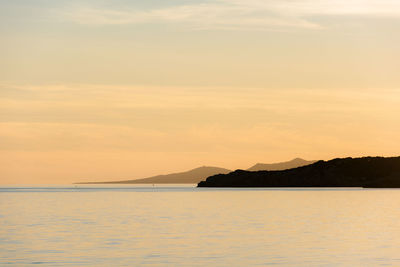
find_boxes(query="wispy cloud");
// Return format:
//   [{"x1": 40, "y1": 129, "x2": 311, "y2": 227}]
[
  {"x1": 61, "y1": 4, "x2": 319, "y2": 30},
  {"x1": 225, "y1": 0, "x2": 400, "y2": 16},
  {"x1": 57, "y1": 0, "x2": 400, "y2": 30}
]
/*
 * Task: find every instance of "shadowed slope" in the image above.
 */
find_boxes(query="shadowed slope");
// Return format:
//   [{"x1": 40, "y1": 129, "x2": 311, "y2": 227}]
[{"x1": 198, "y1": 157, "x2": 400, "y2": 188}]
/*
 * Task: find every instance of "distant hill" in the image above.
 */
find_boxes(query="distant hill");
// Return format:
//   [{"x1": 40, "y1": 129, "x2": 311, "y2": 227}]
[
  {"x1": 198, "y1": 156, "x2": 400, "y2": 188},
  {"x1": 80, "y1": 166, "x2": 232, "y2": 184},
  {"x1": 247, "y1": 158, "x2": 316, "y2": 171},
  {"x1": 78, "y1": 158, "x2": 317, "y2": 184}
]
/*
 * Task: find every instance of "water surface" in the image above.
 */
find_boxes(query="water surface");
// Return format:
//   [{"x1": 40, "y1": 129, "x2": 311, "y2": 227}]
[{"x1": 1, "y1": 185, "x2": 400, "y2": 266}]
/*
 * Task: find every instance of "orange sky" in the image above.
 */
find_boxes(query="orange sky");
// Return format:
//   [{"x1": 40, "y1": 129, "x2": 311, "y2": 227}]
[
  {"x1": 1, "y1": 85, "x2": 399, "y2": 184},
  {"x1": 1, "y1": 0, "x2": 400, "y2": 183}
]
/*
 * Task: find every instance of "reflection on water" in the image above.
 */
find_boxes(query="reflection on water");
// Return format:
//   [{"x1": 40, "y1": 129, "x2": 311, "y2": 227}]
[{"x1": 1, "y1": 185, "x2": 400, "y2": 266}]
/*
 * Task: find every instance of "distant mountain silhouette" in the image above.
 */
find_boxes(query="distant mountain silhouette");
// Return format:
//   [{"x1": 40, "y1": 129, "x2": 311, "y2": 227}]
[
  {"x1": 80, "y1": 166, "x2": 232, "y2": 184},
  {"x1": 198, "y1": 157, "x2": 400, "y2": 188},
  {"x1": 78, "y1": 159, "x2": 318, "y2": 184},
  {"x1": 247, "y1": 158, "x2": 316, "y2": 171}
]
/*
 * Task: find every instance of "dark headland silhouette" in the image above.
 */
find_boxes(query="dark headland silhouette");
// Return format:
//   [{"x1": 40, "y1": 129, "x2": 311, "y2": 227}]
[
  {"x1": 198, "y1": 156, "x2": 400, "y2": 188},
  {"x1": 78, "y1": 158, "x2": 314, "y2": 184}
]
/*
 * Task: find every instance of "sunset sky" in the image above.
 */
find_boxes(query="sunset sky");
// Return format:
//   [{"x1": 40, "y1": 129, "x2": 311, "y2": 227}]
[{"x1": 1, "y1": 0, "x2": 400, "y2": 184}]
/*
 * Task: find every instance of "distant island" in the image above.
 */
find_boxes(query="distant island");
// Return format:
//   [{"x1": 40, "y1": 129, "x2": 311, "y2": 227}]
[
  {"x1": 78, "y1": 158, "x2": 315, "y2": 184},
  {"x1": 78, "y1": 166, "x2": 231, "y2": 184},
  {"x1": 247, "y1": 158, "x2": 316, "y2": 171},
  {"x1": 198, "y1": 156, "x2": 400, "y2": 188}
]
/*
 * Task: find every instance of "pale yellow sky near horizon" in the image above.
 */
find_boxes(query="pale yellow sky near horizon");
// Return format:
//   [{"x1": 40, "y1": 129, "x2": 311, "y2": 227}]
[{"x1": 1, "y1": 0, "x2": 400, "y2": 183}]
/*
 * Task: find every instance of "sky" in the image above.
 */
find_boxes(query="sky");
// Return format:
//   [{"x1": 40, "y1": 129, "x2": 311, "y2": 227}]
[{"x1": 1, "y1": 0, "x2": 400, "y2": 184}]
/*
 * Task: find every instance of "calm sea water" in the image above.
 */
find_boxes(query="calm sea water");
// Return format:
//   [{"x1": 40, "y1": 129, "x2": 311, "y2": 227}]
[{"x1": 1, "y1": 185, "x2": 400, "y2": 266}]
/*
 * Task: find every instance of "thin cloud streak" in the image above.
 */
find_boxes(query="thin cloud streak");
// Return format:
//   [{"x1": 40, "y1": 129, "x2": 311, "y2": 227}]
[
  {"x1": 58, "y1": 0, "x2": 400, "y2": 30},
  {"x1": 225, "y1": 0, "x2": 400, "y2": 16},
  {"x1": 61, "y1": 4, "x2": 319, "y2": 30}
]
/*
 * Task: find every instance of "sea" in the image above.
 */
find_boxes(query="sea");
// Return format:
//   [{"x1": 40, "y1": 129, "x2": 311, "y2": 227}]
[{"x1": 1, "y1": 185, "x2": 400, "y2": 266}]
